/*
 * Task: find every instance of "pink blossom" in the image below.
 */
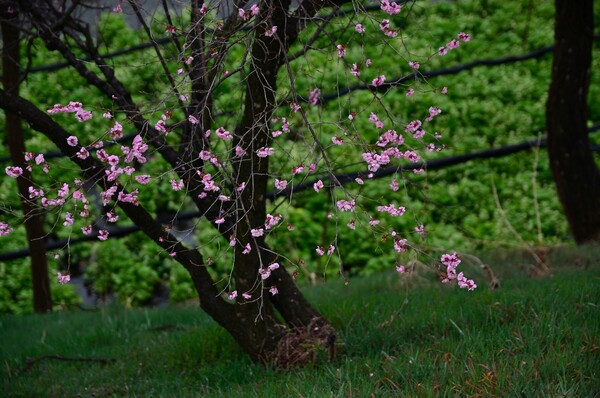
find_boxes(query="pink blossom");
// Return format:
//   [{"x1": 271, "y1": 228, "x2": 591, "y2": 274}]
[
  {"x1": 98, "y1": 230, "x2": 109, "y2": 241},
  {"x1": 336, "y1": 199, "x2": 356, "y2": 212},
  {"x1": 75, "y1": 109, "x2": 92, "y2": 122},
  {"x1": 77, "y1": 147, "x2": 89, "y2": 159},
  {"x1": 113, "y1": 4, "x2": 122, "y2": 13},
  {"x1": 355, "y1": 177, "x2": 364, "y2": 185},
  {"x1": 272, "y1": 130, "x2": 283, "y2": 138},
  {"x1": 57, "y1": 184, "x2": 69, "y2": 198},
  {"x1": 34, "y1": 154, "x2": 45, "y2": 165},
  {"x1": 327, "y1": 245, "x2": 335, "y2": 255},
  {"x1": 315, "y1": 246, "x2": 325, "y2": 256},
  {"x1": 313, "y1": 180, "x2": 324, "y2": 192},
  {"x1": 0, "y1": 222, "x2": 12, "y2": 236},
  {"x1": 292, "y1": 165, "x2": 304, "y2": 175},
  {"x1": 308, "y1": 88, "x2": 320, "y2": 105},
  {"x1": 228, "y1": 290, "x2": 238, "y2": 300},
  {"x1": 256, "y1": 147, "x2": 275, "y2": 157},
  {"x1": 268, "y1": 262, "x2": 280, "y2": 271},
  {"x1": 265, "y1": 214, "x2": 282, "y2": 230},
  {"x1": 106, "y1": 211, "x2": 119, "y2": 223},
  {"x1": 250, "y1": 4, "x2": 259, "y2": 15},
  {"x1": 369, "y1": 218, "x2": 380, "y2": 226},
  {"x1": 379, "y1": 19, "x2": 390, "y2": 31},
  {"x1": 351, "y1": 64, "x2": 360, "y2": 77},
  {"x1": 404, "y1": 150, "x2": 420, "y2": 163},
  {"x1": 290, "y1": 102, "x2": 301, "y2": 112},
  {"x1": 413, "y1": 129, "x2": 426, "y2": 139},
  {"x1": 447, "y1": 39, "x2": 460, "y2": 50},
  {"x1": 372, "y1": 75, "x2": 386, "y2": 87},
  {"x1": 81, "y1": 225, "x2": 92, "y2": 235},
  {"x1": 165, "y1": 24, "x2": 177, "y2": 34},
  {"x1": 393, "y1": 238, "x2": 407, "y2": 252},
  {"x1": 269, "y1": 286, "x2": 278, "y2": 296},
  {"x1": 103, "y1": 112, "x2": 113, "y2": 119},
  {"x1": 381, "y1": 0, "x2": 401, "y2": 15},
  {"x1": 215, "y1": 217, "x2": 225, "y2": 225},
  {"x1": 347, "y1": 219, "x2": 356, "y2": 230},
  {"x1": 135, "y1": 175, "x2": 151, "y2": 184},
  {"x1": 384, "y1": 28, "x2": 398, "y2": 38},
  {"x1": 355, "y1": 23, "x2": 365, "y2": 33},
  {"x1": 408, "y1": 61, "x2": 420, "y2": 70},
  {"x1": 235, "y1": 146, "x2": 246, "y2": 157},
  {"x1": 215, "y1": 127, "x2": 232, "y2": 140},
  {"x1": 441, "y1": 252, "x2": 461, "y2": 267},
  {"x1": 390, "y1": 179, "x2": 399, "y2": 191},
  {"x1": 336, "y1": 44, "x2": 346, "y2": 57},
  {"x1": 155, "y1": 119, "x2": 168, "y2": 134},
  {"x1": 117, "y1": 189, "x2": 139, "y2": 205},
  {"x1": 332, "y1": 136, "x2": 343, "y2": 145},
  {"x1": 170, "y1": 179, "x2": 184, "y2": 191},
  {"x1": 275, "y1": 179, "x2": 288, "y2": 190},
  {"x1": 348, "y1": 112, "x2": 356, "y2": 121},
  {"x1": 415, "y1": 224, "x2": 425, "y2": 237},
  {"x1": 57, "y1": 272, "x2": 70, "y2": 284},
  {"x1": 396, "y1": 265, "x2": 406, "y2": 273},
  {"x1": 377, "y1": 203, "x2": 406, "y2": 216},
  {"x1": 260, "y1": 268, "x2": 271, "y2": 280},
  {"x1": 406, "y1": 88, "x2": 415, "y2": 96},
  {"x1": 441, "y1": 86, "x2": 448, "y2": 94},
  {"x1": 242, "y1": 292, "x2": 252, "y2": 299},
  {"x1": 199, "y1": 3, "x2": 208, "y2": 14},
  {"x1": 264, "y1": 26, "x2": 277, "y2": 37},
  {"x1": 405, "y1": 120, "x2": 422, "y2": 132},
  {"x1": 28, "y1": 186, "x2": 44, "y2": 199},
  {"x1": 457, "y1": 32, "x2": 471, "y2": 42},
  {"x1": 438, "y1": 47, "x2": 448, "y2": 56},
  {"x1": 365, "y1": 59, "x2": 372, "y2": 67},
  {"x1": 242, "y1": 243, "x2": 252, "y2": 254},
  {"x1": 5, "y1": 166, "x2": 23, "y2": 178},
  {"x1": 188, "y1": 115, "x2": 199, "y2": 124},
  {"x1": 61, "y1": 212, "x2": 74, "y2": 227},
  {"x1": 251, "y1": 228, "x2": 264, "y2": 237},
  {"x1": 282, "y1": 118, "x2": 290, "y2": 132},
  {"x1": 426, "y1": 106, "x2": 442, "y2": 121},
  {"x1": 67, "y1": 136, "x2": 78, "y2": 146}
]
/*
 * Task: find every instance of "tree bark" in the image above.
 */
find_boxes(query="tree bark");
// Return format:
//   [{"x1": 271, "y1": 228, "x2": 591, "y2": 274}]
[
  {"x1": 546, "y1": 0, "x2": 600, "y2": 244},
  {"x1": 1, "y1": 6, "x2": 52, "y2": 312}
]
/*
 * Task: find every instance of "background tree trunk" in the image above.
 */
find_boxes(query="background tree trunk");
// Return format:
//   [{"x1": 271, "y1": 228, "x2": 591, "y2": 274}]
[
  {"x1": 546, "y1": 0, "x2": 600, "y2": 243},
  {"x1": 1, "y1": 6, "x2": 52, "y2": 312}
]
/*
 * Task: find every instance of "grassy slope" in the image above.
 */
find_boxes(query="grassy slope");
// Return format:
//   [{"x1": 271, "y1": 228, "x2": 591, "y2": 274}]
[{"x1": 1, "y1": 246, "x2": 599, "y2": 397}]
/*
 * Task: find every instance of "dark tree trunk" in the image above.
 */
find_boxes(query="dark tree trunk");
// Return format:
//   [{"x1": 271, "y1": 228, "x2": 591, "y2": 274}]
[
  {"x1": 546, "y1": 0, "x2": 600, "y2": 243},
  {"x1": 1, "y1": 6, "x2": 52, "y2": 312}
]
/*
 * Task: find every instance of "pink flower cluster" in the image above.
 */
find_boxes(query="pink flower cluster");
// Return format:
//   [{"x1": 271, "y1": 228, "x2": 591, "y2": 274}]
[
  {"x1": 0, "y1": 222, "x2": 12, "y2": 236},
  {"x1": 438, "y1": 32, "x2": 471, "y2": 56},
  {"x1": 380, "y1": 0, "x2": 401, "y2": 15},
  {"x1": 238, "y1": 4, "x2": 259, "y2": 21},
  {"x1": 440, "y1": 253, "x2": 477, "y2": 291},
  {"x1": 47, "y1": 102, "x2": 92, "y2": 122}
]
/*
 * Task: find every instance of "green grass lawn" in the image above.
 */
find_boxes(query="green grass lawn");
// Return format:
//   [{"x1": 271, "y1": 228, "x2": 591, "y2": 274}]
[{"x1": 2, "y1": 246, "x2": 600, "y2": 397}]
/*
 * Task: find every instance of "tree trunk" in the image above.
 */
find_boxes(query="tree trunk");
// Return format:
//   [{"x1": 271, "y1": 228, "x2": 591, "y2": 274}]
[
  {"x1": 546, "y1": 0, "x2": 600, "y2": 243},
  {"x1": 1, "y1": 6, "x2": 52, "y2": 312}
]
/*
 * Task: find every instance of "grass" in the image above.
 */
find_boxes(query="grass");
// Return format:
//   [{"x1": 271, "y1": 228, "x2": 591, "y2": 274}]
[{"x1": 1, "y1": 246, "x2": 600, "y2": 397}]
